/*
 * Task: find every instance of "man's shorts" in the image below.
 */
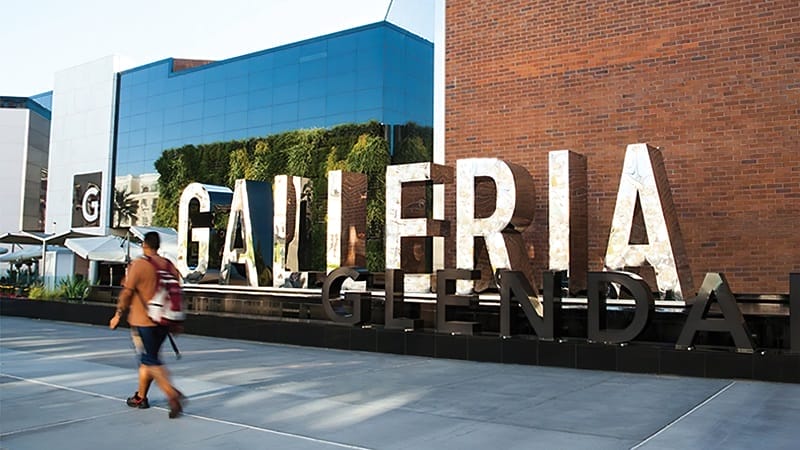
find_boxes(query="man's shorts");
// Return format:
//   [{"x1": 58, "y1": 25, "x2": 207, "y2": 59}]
[{"x1": 133, "y1": 325, "x2": 169, "y2": 366}]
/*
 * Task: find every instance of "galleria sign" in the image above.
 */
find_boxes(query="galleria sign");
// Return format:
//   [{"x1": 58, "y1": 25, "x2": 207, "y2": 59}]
[{"x1": 174, "y1": 143, "x2": 798, "y2": 353}]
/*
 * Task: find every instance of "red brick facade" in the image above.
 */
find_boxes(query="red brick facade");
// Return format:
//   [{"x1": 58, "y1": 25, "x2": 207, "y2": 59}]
[{"x1": 445, "y1": 0, "x2": 799, "y2": 295}]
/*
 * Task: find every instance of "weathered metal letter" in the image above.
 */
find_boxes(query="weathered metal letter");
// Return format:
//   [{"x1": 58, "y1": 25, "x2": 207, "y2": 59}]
[
  {"x1": 605, "y1": 143, "x2": 693, "y2": 301},
  {"x1": 220, "y1": 180, "x2": 273, "y2": 286},
  {"x1": 587, "y1": 271, "x2": 654, "y2": 344},
  {"x1": 177, "y1": 183, "x2": 233, "y2": 280},
  {"x1": 385, "y1": 163, "x2": 452, "y2": 293},
  {"x1": 676, "y1": 273, "x2": 755, "y2": 353},
  {"x1": 273, "y1": 175, "x2": 311, "y2": 287},
  {"x1": 326, "y1": 170, "x2": 367, "y2": 271},
  {"x1": 456, "y1": 159, "x2": 535, "y2": 293},
  {"x1": 549, "y1": 150, "x2": 588, "y2": 294},
  {"x1": 322, "y1": 266, "x2": 371, "y2": 325}
]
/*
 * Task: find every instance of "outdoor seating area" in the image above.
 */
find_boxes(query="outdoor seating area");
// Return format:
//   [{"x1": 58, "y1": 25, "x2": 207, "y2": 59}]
[{"x1": 0, "y1": 227, "x2": 178, "y2": 296}]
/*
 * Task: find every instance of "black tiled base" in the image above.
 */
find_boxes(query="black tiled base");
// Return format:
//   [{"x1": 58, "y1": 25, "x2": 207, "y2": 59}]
[
  {"x1": 2, "y1": 297, "x2": 797, "y2": 383},
  {"x1": 577, "y1": 343, "x2": 617, "y2": 371}
]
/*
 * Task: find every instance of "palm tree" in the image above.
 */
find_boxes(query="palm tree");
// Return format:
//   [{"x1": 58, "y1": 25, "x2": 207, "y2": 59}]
[{"x1": 113, "y1": 189, "x2": 139, "y2": 227}]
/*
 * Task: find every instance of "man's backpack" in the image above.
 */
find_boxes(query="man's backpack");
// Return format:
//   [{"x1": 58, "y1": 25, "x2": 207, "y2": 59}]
[{"x1": 144, "y1": 256, "x2": 185, "y2": 326}]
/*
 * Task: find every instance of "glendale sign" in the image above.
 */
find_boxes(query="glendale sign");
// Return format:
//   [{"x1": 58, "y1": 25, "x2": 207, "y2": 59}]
[{"x1": 175, "y1": 143, "x2": 798, "y2": 353}]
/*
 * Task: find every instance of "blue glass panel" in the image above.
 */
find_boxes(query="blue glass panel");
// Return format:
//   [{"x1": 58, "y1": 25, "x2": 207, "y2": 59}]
[
  {"x1": 205, "y1": 80, "x2": 226, "y2": 99},
  {"x1": 357, "y1": 28, "x2": 384, "y2": 51},
  {"x1": 223, "y1": 129, "x2": 249, "y2": 141},
  {"x1": 383, "y1": 87, "x2": 405, "y2": 112},
  {"x1": 203, "y1": 98, "x2": 225, "y2": 117},
  {"x1": 147, "y1": 62, "x2": 169, "y2": 81},
  {"x1": 327, "y1": 52, "x2": 356, "y2": 75},
  {"x1": 298, "y1": 117, "x2": 325, "y2": 129},
  {"x1": 181, "y1": 119, "x2": 202, "y2": 139},
  {"x1": 248, "y1": 71, "x2": 272, "y2": 91},
  {"x1": 129, "y1": 129, "x2": 146, "y2": 146},
  {"x1": 224, "y1": 111, "x2": 247, "y2": 130},
  {"x1": 118, "y1": 117, "x2": 131, "y2": 133},
  {"x1": 203, "y1": 132, "x2": 225, "y2": 143},
  {"x1": 385, "y1": 33, "x2": 405, "y2": 58},
  {"x1": 273, "y1": 103, "x2": 298, "y2": 123},
  {"x1": 127, "y1": 145, "x2": 145, "y2": 161},
  {"x1": 299, "y1": 78, "x2": 326, "y2": 100},
  {"x1": 247, "y1": 107, "x2": 272, "y2": 128},
  {"x1": 146, "y1": 111, "x2": 163, "y2": 128},
  {"x1": 125, "y1": 69, "x2": 148, "y2": 86},
  {"x1": 202, "y1": 114, "x2": 226, "y2": 134},
  {"x1": 145, "y1": 126, "x2": 163, "y2": 144},
  {"x1": 226, "y1": 75, "x2": 249, "y2": 95},
  {"x1": 273, "y1": 83, "x2": 298, "y2": 104},
  {"x1": 117, "y1": 132, "x2": 130, "y2": 149},
  {"x1": 247, "y1": 125, "x2": 269, "y2": 137},
  {"x1": 326, "y1": 74, "x2": 356, "y2": 94},
  {"x1": 356, "y1": 88, "x2": 383, "y2": 111},
  {"x1": 225, "y1": 94, "x2": 248, "y2": 114},
  {"x1": 183, "y1": 85, "x2": 204, "y2": 104},
  {"x1": 247, "y1": 53, "x2": 274, "y2": 72},
  {"x1": 354, "y1": 108, "x2": 383, "y2": 124},
  {"x1": 118, "y1": 86, "x2": 134, "y2": 104},
  {"x1": 357, "y1": 68, "x2": 382, "y2": 90},
  {"x1": 220, "y1": 60, "x2": 248, "y2": 79},
  {"x1": 163, "y1": 108, "x2": 182, "y2": 125},
  {"x1": 274, "y1": 46, "x2": 300, "y2": 67},
  {"x1": 298, "y1": 97, "x2": 325, "y2": 119},
  {"x1": 326, "y1": 93, "x2": 356, "y2": 115},
  {"x1": 162, "y1": 91, "x2": 182, "y2": 111},
  {"x1": 182, "y1": 102, "x2": 203, "y2": 121},
  {"x1": 203, "y1": 67, "x2": 226, "y2": 84},
  {"x1": 325, "y1": 112, "x2": 357, "y2": 126},
  {"x1": 163, "y1": 122, "x2": 181, "y2": 140},
  {"x1": 117, "y1": 162, "x2": 132, "y2": 177},
  {"x1": 146, "y1": 94, "x2": 165, "y2": 110},
  {"x1": 131, "y1": 161, "x2": 147, "y2": 176},
  {"x1": 299, "y1": 58, "x2": 326, "y2": 80},
  {"x1": 147, "y1": 79, "x2": 168, "y2": 97},
  {"x1": 129, "y1": 97, "x2": 147, "y2": 116},
  {"x1": 300, "y1": 40, "x2": 327, "y2": 57},
  {"x1": 328, "y1": 33, "x2": 358, "y2": 55},
  {"x1": 145, "y1": 143, "x2": 163, "y2": 162},
  {"x1": 247, "y1": 89, "x2": 272, "y2": 109},
  {"x1": 129, "y1": 113, "x2": 146, "y2": 131},
  {"x1": 273, "y1": 64, "x2": 299, "y2": 86},
  {"x1": 118, "y1": 99, "x2": 132, "y2": 118},
  {"x1": 162, "y1": 139, "x2": 182, "y2": 151}
]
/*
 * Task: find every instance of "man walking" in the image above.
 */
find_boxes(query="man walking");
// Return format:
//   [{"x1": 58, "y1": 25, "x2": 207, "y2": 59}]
[{"x1": 109, "y1": 231, "x2": 185, "y2": 418}]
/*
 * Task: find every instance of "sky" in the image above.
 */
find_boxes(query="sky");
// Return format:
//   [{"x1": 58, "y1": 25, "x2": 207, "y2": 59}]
[{"x1": 1, "y1": 0, "x2": 436, "y2": 97}]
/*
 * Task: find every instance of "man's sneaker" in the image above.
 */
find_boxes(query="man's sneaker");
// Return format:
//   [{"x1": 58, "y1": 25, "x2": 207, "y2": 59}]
[{"x1": 126, "y1": 392, "x2": 149, "y2": 409}]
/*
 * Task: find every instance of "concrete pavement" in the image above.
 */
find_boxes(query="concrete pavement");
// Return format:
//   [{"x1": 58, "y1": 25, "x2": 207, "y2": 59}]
[{"x1": 1, "y1": 316, "x2": 799, "y2": 449}]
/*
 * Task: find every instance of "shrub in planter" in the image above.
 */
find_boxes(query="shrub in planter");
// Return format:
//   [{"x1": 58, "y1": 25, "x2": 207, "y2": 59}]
[{"x1": 59, "y1": 276, "x2": 91, "y2": 302}]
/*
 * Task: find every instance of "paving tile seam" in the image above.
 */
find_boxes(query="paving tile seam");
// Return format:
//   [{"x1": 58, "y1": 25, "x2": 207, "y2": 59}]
[
  {"x1": 628, "y1": 380, "x2": 737, "y2": 450},
  {"x1": 0, "y1": 371, "x2": 374, "y2": 450},
  {"x1": 0, "y1": 372, "x2": 131, "y2": 438},
  {"x1": 0, "y1": 410, "x2": 130, "y2": 439}
]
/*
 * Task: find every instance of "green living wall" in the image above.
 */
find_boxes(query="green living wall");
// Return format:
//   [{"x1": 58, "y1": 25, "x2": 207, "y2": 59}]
[{"x1": 153, "y1": 121, "x2": 432, "y2": 273}]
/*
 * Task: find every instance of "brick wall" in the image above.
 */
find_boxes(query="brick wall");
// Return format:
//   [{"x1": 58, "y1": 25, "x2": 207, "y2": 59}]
[{"x1": 445, "y1": 0, "x2": 799, "y2": 295}]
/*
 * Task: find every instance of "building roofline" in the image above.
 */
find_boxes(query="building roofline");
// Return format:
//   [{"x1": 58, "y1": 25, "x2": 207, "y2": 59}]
[{"x1": 119, "y1": 21, "x2": 432, "y2": 79}]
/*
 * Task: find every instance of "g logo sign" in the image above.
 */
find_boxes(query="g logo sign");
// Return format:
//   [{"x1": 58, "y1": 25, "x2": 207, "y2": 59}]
[{"x1": 81, "y1": 185, "x2": 101, "y2": 224}]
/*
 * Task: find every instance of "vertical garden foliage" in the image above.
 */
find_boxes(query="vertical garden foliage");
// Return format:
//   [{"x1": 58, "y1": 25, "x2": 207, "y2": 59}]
[{"x1": 153, "y1": 121, "x2": 431, "y2": 274}]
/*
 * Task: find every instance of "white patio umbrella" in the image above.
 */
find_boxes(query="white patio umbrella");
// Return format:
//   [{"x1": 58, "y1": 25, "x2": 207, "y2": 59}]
[
  {"x1": 0, "y1": 245, "x2": 56, "y2": 263},
  {"x1": 65, "y1": 236, "x2": 142, "y2": 263}
]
